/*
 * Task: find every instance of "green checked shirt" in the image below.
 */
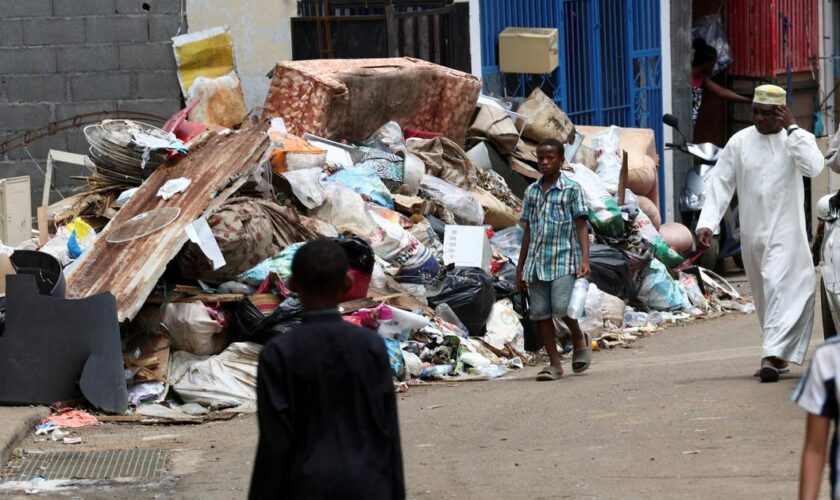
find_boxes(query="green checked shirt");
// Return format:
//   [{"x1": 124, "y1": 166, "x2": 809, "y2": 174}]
[{"x1": 519, "y1": 175, "x2": 589, "y2": 282}]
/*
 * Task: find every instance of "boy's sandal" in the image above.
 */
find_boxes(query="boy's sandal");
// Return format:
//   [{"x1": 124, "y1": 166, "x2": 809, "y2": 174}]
[
  {"x1": 536, "y1": 365, "x2": 563, "y2": 381},
  {"x1": 572, "y1": 333, "x2": 592, "y2": 374}
]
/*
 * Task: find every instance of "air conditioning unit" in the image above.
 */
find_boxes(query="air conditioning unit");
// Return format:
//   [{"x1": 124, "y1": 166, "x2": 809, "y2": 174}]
[{"x1": 0, "y1": 176, "x2": 31, "y2": 247}]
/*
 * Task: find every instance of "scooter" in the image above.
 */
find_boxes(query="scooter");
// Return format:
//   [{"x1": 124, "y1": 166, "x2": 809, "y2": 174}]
[{"x1": 662, "y1": 114, "x2": 742, "y2": 271}]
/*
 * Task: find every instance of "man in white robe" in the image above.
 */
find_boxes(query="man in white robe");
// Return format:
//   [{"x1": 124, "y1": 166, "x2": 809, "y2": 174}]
[{"x1": 697, "y1": 84, "x2": 824, "y2": 383}]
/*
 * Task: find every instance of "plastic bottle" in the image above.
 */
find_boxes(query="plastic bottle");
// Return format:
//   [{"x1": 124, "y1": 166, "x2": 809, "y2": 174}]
[
  {"x1": 648, "y1": 311, "x2": 663, "y2": 326},
  {"x1": 434, "y1": 303, "x2": 469, "y2": 337},
  {"x1": 566, "y1": 278, "x2": 589, "y2": 320},
  {"x1": 623, "y1": 311, "x2": 649, "y2": 327}
]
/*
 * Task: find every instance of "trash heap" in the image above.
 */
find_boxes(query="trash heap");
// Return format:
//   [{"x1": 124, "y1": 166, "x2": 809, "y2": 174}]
[{"x1": 0, "y1": 57, "x2": 750, "y2": 420}]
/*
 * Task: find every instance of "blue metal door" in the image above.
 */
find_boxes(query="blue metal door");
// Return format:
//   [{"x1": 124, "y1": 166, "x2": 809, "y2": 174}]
[{"x1": 480, "y1": 0, "x2": 665, "y2": 213}]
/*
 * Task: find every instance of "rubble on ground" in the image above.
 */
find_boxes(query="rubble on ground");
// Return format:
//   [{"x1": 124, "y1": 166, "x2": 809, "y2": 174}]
[{"x1": 0, "y1": 50, "x2": 751, "y2": 422}]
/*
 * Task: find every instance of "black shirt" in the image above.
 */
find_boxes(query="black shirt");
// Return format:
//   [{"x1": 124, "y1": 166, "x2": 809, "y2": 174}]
[{"x1": 249, "y1": 309, "x2": 405, "y2": 500}]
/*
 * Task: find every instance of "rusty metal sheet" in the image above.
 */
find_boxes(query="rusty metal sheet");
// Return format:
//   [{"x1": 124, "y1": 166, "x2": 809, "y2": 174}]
[{"x1": 66, "y1": 123, "x2": 269, "y2": 322}]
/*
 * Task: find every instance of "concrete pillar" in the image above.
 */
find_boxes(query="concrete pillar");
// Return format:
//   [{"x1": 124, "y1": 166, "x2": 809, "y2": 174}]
[{"x1": 666, "y1": 0, "x2": 694, "y2": 223}]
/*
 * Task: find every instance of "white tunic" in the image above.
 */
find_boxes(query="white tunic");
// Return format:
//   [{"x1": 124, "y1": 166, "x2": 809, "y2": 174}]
[{"x1": 698, "y1": 126, "x2": 824, "y2": 364}]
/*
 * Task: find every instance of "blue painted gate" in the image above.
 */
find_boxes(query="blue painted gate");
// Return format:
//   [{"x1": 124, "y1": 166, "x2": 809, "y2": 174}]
[{"x1": 480, "y1": 0, "x2": 664, "y2": 211}]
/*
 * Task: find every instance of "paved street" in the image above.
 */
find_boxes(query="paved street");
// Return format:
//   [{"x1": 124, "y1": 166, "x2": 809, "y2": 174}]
[{"x1": 2, "y1": 303, "x2": 826, "y2": 499}]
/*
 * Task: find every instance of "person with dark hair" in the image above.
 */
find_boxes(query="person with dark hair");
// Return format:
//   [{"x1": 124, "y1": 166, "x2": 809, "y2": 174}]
[
  {"x1": 249, "y1": 240, "x2": 405, "y2": 499},
  {"x1": 691, "y1": 38, "x2": 750, "y2": 125},
  {"x1": 516, "y1": 138, "x2": 591, "y2": 381}
]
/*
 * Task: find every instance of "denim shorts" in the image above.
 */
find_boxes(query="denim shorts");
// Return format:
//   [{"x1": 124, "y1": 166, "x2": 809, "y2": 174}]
[{"x1": 528, "y1": 275, "x2": 576, "y2": 321}]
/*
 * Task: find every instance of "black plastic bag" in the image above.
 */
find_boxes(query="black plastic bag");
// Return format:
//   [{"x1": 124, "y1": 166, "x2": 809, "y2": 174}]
[
  {"x1": 232, "y1": 296, "x2": 303, "y2": 344},
  {"x1": 493, "y1": 276, "x2": 517, "y2": 301},
  {"x1": 330, "y1": 237, "x2": 375, "y2": 273},
  {"x1": 590, "y1": 244, "x2": 635, "y2": 300},
  {"x1": 428, "y1": 267, "x2": 496, "y2": 336}
]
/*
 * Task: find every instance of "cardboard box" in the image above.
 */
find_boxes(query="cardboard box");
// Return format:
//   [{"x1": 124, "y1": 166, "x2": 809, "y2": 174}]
[
  {"x1": 443, "y1": 225, "x2": 492, "y2": 272},
  {"x1": 499, "y1": 28, "x2": 559, "y2": 75}
]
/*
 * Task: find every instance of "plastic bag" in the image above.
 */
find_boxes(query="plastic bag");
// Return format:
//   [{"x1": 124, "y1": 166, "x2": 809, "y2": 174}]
[
  {"x1": 363, "y1": 121, "x2": 406, "y2": 155},
  {"x1": 632, "y1": 211, "x2": 685, "y2": 267},
  {"x1": 400, "y1": 152, "x2": 425, "y2": 196},
  {"x1": 369, "y1": 210, "x2": 439, "y2": 277},
  {"x1": 490, "y1": 225, "x2": 524, "y2": 266},
  {"x1": 638, "y1": 259, "x2": 691, "y2": 311},
  {"x1": 384, "y1": 338, "x2": 406, "y2": 381},
  {"x1": 579, "y1": 283, "x2": 605, "y2": 335},
  {"x1": 279, "y1": 168, "x2": 326, "y2": 209},
  {"x1": 325, "y1": 164, "x2": 394, "y2": 209},
  {"x1": 680, "y1": 272, "x2": 708, "y2": 309},
  {"x1": 402, "y1": 349, "x2": 424, "y2": 377},
  {"x1": 692, "y1": 14, "x2": 732, "y2": 77},
  {"x1": 483, "y1": 298, "x2": 524, "y2": 350},
  {"x1": 590, "y1": 244, "x2": 636, "y2": 300},
  {"x1": 428, "y1": 267, "x2": 496, "y2": 336},
  {"x1": 239, "y1": 242, "x2": 303, "y2": 285},
  {"x1": 311, "y1": 184, "x2": 379, "y2": 239},
  {"x1": 163, "y1": 301, "x2": 226, "y2": 356},
  {"x1": 231, "y1": 296, "x2": 303, "y2": 344},
  {"x1": 420, "y1": 175, "x2": 484, "y2": 226},
  {"x1": 116, "y1": 187, "x2": 138, "y2": 207},
  {"x1": 565, "y1": 164, "x2": 623, "y2": 237},
  {"x1": 591, "y1": 126, "x2": 622, "y2": 192}
]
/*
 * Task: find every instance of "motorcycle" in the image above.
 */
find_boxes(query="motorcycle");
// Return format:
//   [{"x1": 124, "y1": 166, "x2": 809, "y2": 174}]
[{"x1": 662, "y1": 114, "x2": 742, "y2": 271}]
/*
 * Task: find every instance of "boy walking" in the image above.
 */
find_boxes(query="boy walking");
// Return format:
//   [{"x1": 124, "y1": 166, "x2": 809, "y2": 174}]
[
  {"x1": 516, "y1": 138, "x2": 591, "y2": 381},
  {"x1": 249, "y1": 240, "x2": 405, "y2": 499}
]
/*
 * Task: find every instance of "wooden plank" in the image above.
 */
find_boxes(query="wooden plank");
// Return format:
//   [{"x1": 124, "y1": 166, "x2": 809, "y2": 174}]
[
  {"x1": 384, "y1": 4, "x2": 400, "y2": 57},
  {"x1": 145, "y1": 293, "x2": 245, "y2": 304},
  {"x1": 36, "y1": 206, "x2": 48, "y2": 246},
  {"x1": 433, "y1": 14, "x2": 441, "y2": 63},
  {"x1": 418, "y1": 15, "x2": 430, "y2": 61},
  {"x1": 403, "y1": 16, "x2": 415, "y2": 57}
]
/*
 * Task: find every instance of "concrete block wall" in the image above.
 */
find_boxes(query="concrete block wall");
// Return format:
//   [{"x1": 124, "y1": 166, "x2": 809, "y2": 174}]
[{"x1": 0, "y1": 0, "x2": 185, "y2": 212}]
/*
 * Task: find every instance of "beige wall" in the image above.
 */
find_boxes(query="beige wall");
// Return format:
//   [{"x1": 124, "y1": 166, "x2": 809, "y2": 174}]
[{"x1": 185, "y1": 0, "x2": 297, "y2": 110}]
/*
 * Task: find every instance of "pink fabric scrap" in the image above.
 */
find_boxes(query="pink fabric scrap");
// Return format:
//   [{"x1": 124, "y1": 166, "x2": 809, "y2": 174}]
[{"x1": 43, "y1": 409, "x2": 99, "y2": 429}]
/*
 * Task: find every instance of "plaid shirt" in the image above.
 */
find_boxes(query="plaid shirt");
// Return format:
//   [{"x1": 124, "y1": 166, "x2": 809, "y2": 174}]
[{"x1": 519, "y1": 175, "x2": 588, "y2": 281}]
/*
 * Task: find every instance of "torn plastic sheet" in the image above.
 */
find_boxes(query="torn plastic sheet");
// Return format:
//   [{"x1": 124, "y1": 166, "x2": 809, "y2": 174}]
[{"x1": 185, "y1": 217, "x2": 226, "y2": 271}]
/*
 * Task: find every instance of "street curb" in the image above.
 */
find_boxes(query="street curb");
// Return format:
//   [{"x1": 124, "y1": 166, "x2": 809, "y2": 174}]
[{"x1": 0, "y1": 407, "x2": 50, "y2": 467}]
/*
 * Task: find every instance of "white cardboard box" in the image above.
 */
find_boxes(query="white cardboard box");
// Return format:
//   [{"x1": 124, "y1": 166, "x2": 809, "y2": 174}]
[{"x1": 443, "y1": 225, "x2": 492, "y2": 272}]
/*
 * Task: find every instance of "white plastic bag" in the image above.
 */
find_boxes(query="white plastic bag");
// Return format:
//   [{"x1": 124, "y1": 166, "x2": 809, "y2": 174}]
[
  {"x1": 490, "y1": 225, "x2": 524, "y2": 265},
  {"x1": 579, "y1": 283, "x2": 605, "y2": 335},
  {"x1": 483, "y1": 298, "x2": 524, "y2": 350},
  {"x1": 280, "y1": 167, "x2": 326, "y2": 209},
  {"x1": 157, "y1": 178, "x2": 192, "y2": 200},
  {"x1": 399, "y1": 152, "x2": 425, "y2": 196},
  {"x1": 421, "y1": 175, "x2": 485, "y2": 226},
  {"x1": 311, "y1": 184, "x2": 378, "y2": 239},
  {"x1": 565, "y1": 163, "x2": 623, "y2": 236},
  {"x1": 592, "y1": 126, "x2": 622, "y2": 192}
]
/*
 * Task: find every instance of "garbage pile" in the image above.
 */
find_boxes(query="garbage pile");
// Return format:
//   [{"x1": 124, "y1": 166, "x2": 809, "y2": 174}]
[{"x1": 0, "y1": 55, "x2": 750, "y2": 420}]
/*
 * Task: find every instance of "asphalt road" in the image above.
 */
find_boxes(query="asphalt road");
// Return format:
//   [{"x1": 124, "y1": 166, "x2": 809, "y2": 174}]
[{"x1": 2, "y1": 308, "x2": 827, "y2": 499}]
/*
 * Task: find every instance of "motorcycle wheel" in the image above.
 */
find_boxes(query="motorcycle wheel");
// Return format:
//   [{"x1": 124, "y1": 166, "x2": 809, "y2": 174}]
[{"x1": 698, "y1": 235, "x2": 720, "y2": 271}]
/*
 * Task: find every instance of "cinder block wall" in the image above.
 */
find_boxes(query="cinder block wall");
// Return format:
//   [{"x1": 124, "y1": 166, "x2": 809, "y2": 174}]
[{"x1": 0, "y1": 0, "x2": 185, "y2": 213}]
